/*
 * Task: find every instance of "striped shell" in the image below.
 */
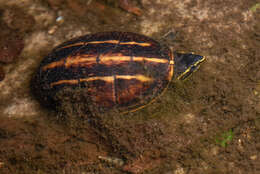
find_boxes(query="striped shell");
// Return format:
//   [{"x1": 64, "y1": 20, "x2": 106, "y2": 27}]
[{"x1": 32, "y1": 31, "x2": 174, "y2": 113}]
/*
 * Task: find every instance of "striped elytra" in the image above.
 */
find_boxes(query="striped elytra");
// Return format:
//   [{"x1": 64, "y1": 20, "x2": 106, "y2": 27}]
[{"x1": 32, "y1": 31, "x2": 204, "y2": 113}]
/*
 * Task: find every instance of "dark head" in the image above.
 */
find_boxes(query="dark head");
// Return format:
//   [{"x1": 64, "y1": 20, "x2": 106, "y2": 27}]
[{"x1": 173, "y1": 52, "x2": 205, "y2": 80}]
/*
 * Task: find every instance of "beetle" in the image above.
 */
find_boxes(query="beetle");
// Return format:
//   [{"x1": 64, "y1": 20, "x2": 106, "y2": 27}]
[{"x1": 32, "y1": 31, "x2": 205, "y2": 113}]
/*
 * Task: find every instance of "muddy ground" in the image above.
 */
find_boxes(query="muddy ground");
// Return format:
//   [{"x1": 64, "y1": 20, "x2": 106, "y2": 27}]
[{"x1": 0, "y1": 0, "x2": 259, "y2": 173}]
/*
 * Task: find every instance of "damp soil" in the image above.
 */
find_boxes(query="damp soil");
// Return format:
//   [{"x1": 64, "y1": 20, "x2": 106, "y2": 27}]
[{"x1": 0, "y1": 0, "x2": 259, "y2": 174}]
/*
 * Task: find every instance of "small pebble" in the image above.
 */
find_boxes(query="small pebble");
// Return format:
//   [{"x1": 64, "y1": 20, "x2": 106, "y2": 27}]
[
  {"x1": 56, "y1": 16, "x2": 64, "y2": 24},
  {"x1": 250, "y1": 155, "x2": 257, "y2": 160},
  {"x1": 48, "y1": 25, "x2": 58, "y2": 35}
]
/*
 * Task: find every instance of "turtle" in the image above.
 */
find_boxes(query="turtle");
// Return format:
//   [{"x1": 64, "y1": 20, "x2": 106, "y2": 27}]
[{"x1": 31, "y1": 31, "x2": 205, "y2": 114}]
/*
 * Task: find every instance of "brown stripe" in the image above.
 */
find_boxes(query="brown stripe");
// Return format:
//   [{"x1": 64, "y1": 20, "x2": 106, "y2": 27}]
[
  {"x1": 50, "y1": 74, "x2": 153, "y2": 87},
  {"x1": 50, "y1": 79, "x2": 78, "y2": 87},
  {"x1": 116, "y1": 75, "x2": 154, "y2": 82},
  {"x1": 80, "y1": 76, "x2": 114, "y2": 83},
  {"x1": 132, "y1": 57, "x2": 169, "y2": 64},
  {"x1": 65, "y1": 55, "x2": 96, "y2": 68},
  {"x1": 42, "y1": 59, "x2": 65, "y2": 71},
  {"x1": 58, "y1": 40, "x2": 152, "y2": 50},
  {"x1": 168, "y1": 53, "x2": 174, "y2": 81},
  {"x1": 96, "y1": 54, "x2": 169, "y2": 65},
  {"x1": 168, "y1": 64, "x2": 174, "y2": 81},
  {"x1": 42, "y1": 54, "x2": 169, "y2": 71},
  {"x1": 99, "y1": 54, "x2": 130, "y2": 64},
  {"x1": 120, "y1": 41, "x2": 151, "y2": 46}
]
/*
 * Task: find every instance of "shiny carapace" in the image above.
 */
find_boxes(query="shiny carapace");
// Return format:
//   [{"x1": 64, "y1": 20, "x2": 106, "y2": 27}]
[{"x1": 32, "y1": 31, "x2": 205, "y2": 113}]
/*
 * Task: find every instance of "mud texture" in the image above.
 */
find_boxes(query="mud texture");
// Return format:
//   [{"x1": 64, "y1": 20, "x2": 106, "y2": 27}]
[{"x1": 0, "y1": 0, "x2": 259, "y2": 174}]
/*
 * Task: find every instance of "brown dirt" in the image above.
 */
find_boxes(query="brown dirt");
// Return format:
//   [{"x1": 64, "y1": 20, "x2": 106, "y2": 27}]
[{"x1": 0, "y1": 0, "x2": 259, "y2": 173}]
